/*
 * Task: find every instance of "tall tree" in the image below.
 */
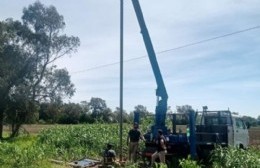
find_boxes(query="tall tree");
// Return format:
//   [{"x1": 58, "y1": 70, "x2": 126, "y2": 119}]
[
  {"x1": 79, "y1": 101, "x2": 93, "y2": 123},
  {"x1": 114, "y1": 107, "x2": 129, "y2": 123},
  {"x1": 39, "y1": 102, "x2": 62, "y2": 123},
  {"x1": 0, "y1": 19, "x2": 35, "y2": 138},
  {"x1": 0, "y1": 1, "x2": 80, "y2": 138},
  {"x1": 89, "y1": 97, "x2": 107, "y2": 120},
  {"x1": 133, "y1": 104, "x2": 149, "y2": 119},
  {"x1": 58, "y1": 103, "x2": 82, "y2": 124},
  {"x1": 242, "y1": 116, "x2": 257, "y2": 127},
  {"x1": 21, "y1": 1, "x2": 79, "y2": 103},
  {"x1": 176, "y1": 105, "x2": 194, "y2": 113}
]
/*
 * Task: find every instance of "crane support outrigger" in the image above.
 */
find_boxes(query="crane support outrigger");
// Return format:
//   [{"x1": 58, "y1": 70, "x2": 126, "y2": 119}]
[{"x1": 131, "y1": 0, "x2": 168, "y2": 136}]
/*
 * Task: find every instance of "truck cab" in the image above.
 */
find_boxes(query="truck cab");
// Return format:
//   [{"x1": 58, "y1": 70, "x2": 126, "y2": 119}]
[
  {"x1": 232, "y1": 114, "x2": 249, "y2": 148},
  {"x1": 196, "y1": 108, "x2": 249, "y2": 149}
]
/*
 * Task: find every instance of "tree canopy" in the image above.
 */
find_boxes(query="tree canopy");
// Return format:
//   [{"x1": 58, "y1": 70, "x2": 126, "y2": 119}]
[{"x1": 0, "y1": 1, "x2": 80, "y2": 139}]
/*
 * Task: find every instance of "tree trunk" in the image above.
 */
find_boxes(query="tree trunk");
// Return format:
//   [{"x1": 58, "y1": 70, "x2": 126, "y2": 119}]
[
  {"x1": 0, "y1": 110, "x2": 4, "y2": 139},
  {"x1": 10, "y1": 123, "x2": 21, "y2": 138}
]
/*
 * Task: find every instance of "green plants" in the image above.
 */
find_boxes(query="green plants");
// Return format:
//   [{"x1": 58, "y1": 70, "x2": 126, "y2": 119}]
[
  {"x1": 0, "y1": 135, "x2": 49, "y2": 168},
  {"x1": 179, "y1": 155, "x2": 201, "y2": 168},
  {"x1": 37, "y1": 124, "x2": 132, "y2": 161},
  {"x1": 154, "y1": 162, "x2": 168, "y2": 168},
  {"x1": 211, "y1": 146, "x2": 260, "y2": 168}
]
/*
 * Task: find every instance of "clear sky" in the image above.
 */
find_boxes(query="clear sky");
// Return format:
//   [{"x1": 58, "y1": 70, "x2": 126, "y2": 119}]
[{"x1": 1, "y1": 0, "x2": 259, "y2": 118}]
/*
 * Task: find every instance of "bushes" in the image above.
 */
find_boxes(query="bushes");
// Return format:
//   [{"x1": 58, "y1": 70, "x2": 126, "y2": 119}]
[
  {"x1": 211, "y1": 146, "x2": 260, "y2": 168},
  {"x1": 179, "y1": 147, "x2": 260, "y2": 168},
  {"x1": 179, "y1": 155, "x2": 201, "y2": 168},
  {"x1": 0, "y1": 136, "x2": 49, "y2": 168}
]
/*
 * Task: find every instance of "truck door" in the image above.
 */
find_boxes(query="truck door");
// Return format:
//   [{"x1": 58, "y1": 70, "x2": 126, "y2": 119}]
[{"x1": 233, "y1": 117, "x2": 249, "y2": 148}]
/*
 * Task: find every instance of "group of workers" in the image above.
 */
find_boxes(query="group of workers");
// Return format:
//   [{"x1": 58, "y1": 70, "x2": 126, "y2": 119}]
[
  {"x1": 103, "y1": 122, "x2": 167, "y2": 167},
  {"x1": 127, "y1": 122, "x2": 167, "y2": 166}
]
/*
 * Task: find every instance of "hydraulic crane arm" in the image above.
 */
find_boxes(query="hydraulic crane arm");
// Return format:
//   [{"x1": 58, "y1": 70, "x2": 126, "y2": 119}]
[{"x1": 131, "y1": 0, "x2": 168, "y2": 130}]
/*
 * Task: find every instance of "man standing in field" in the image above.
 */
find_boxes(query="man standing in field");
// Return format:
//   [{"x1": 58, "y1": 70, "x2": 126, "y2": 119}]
[
  {"x1": 151, "y1": 129, "x2": 167, "y2": 166},
  {"x1": 127, "y1": 122, "x2": 145, "y2": 162}
]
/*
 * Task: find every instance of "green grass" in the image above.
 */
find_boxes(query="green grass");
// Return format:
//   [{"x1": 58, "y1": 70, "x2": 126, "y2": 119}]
[
  {"x1": 2, "y1": 131, "x2": 10, "y2": 138},
  {"x1": 0, "y1": 135, "x2": 50, "y2": 168}
]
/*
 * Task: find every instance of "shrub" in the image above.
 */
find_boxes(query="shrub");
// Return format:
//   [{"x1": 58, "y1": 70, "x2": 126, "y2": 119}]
[
  {"x1": 211, "y1": 146, "x2": 260, "y2": 168},
  {"x1": 179, "y1": 155, "x2": 201, "y2": 168}
]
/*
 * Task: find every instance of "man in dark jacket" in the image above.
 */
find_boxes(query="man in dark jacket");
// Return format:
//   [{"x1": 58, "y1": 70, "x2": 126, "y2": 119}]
[{"x1": 127, "y1": 122, "x2": 145, "y2": 162}]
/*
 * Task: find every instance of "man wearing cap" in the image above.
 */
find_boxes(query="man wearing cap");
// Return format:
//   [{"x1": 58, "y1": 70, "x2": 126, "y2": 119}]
[{"x1": 127, "y1": 122, "x2": 145, "y2": 162}]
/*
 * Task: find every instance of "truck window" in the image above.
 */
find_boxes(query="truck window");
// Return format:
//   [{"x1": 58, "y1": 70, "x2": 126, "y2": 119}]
[
  {"x1": 205, "y1": 117, "x2": 218, "y2": 125},
  {"x1": 219, "y1": 117, "x2": 231, "y2": 125},
  {"x1": 235, "y1": 118, "x2": 246, "y2": 129}
]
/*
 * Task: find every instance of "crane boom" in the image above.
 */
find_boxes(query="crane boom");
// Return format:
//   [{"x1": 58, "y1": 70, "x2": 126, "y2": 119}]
[{"x1": 131, "y1": 0, "x2": 168, "y2": 133}]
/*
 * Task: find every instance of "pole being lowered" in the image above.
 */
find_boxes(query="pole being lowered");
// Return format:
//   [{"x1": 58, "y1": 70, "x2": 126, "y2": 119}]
[{"x1": 119, "y1": 0, "x2": 124, "y2": 162}]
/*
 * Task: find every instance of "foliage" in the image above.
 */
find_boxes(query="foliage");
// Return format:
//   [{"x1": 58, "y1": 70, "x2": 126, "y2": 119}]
[
  {"x1": 179, "y1": 155, "x2": 201, "y2": 168},
  {"x1": 37, "y1": 124, "x2": 132, "y2": 161},
  {"x1": 88, "y1": 97, "x2": 114, "y2": 122},
  {"x1": 39, "y1": 102, "x2": 61, "y2": 123},
  {"x1": 242, "y1": 115, "x2": 258, "y2": 127},
  {"x1": 0, "y1": 1, "x2": 79, "y2": 138},
  {"x1": 0, "y1": 123, "x2": 134, "y2": 167},
  {"x1": 0, "y1": 123, "x2": 260, "y2": 168},
  {"x1": 154, "y1": 162, "x2": 168, "y2": 168},
  {"x1": 114, "y1": 107, "x2": 130, "y2": 123},
  {"x1": 0, "y1": 18, "x2": 37, "y2": 138},
  {"x1": 124, "y1": 162, "x2": 139, "y2": 168},
  {"x1": 176, "y1": 105, "x2": 194, "y2": 113},
  {"x1": 0, "y1": 135, "x2": 50, "y2": 168},
  {"x1": 20, "y1": 1, "x2": 79, "y2": 103},
  {"x1": 133, "y1": 105, "x2": 150, "y2": 119},
  {"x1": 38, "y1": 98, "x2": 137, "y2": 124},
  {"x1": 211, "y1": 146, "x2": 260, "y2": 168},
  {"x1": 58, "y1": 103, "x2": 83, "y2": 124}
]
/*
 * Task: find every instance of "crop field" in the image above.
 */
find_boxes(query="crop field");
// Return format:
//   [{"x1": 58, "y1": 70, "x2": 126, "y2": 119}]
[
  {"x1": 1, "y1": 124, "x2": 133, "y2": 168},
  {"x1": 4, "y1": 124, "x2": 260, "y2": 147},
  {"x1": 1, "y1": 124, "x2": 260, "y2": 168}
]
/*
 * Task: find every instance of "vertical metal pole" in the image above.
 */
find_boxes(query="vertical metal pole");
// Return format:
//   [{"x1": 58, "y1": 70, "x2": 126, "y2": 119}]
[
  {"x1": 189, "y1": 110, "x2": 197, "y2": 159},
  {"x1": 119, "y1": 0, "x2": 124, "y2": 161}
]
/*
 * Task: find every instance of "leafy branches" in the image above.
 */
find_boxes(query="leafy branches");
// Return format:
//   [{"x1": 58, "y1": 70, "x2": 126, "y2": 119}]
[{"x1": 0, "y1": 1, "x2": 80, "y2": 138}]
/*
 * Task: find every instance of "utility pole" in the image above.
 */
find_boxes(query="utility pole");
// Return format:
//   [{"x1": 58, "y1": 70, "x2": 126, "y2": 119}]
[{"x1": 119, "y1": 0, "x2": 124, "y2": 161}]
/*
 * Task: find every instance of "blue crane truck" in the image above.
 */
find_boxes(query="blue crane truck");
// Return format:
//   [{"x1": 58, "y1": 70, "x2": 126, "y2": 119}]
[{"x1": 131, "y1": 0, "x2": 249, "y2": 165}]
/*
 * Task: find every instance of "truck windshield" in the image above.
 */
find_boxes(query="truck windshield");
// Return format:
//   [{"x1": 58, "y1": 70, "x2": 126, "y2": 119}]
[{"x1": 197, "y1": 111, "x2": 232, "y2": 125}]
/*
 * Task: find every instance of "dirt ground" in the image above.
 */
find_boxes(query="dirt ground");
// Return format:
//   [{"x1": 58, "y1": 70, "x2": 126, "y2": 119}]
[
  {"x1": 249, "y1": 127, "x2": 260, "y2": 146},
  {"x1": 3, "y1": 124, "x2": 61, "y2": 135}
]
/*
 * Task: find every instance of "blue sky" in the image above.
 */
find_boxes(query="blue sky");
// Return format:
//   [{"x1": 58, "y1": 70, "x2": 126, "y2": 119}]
[{"x1": 1, "y1": 0, "x2": 259, "y2": 118}]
